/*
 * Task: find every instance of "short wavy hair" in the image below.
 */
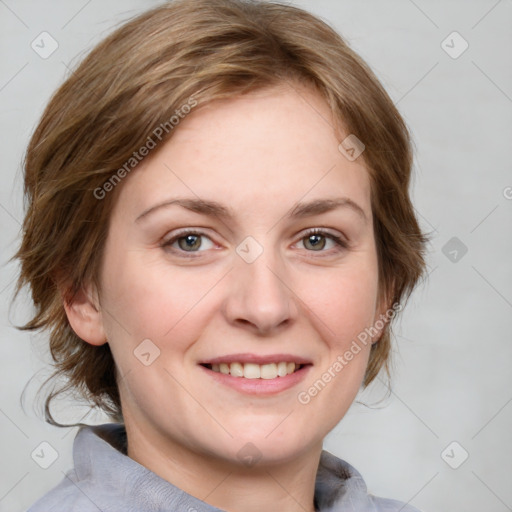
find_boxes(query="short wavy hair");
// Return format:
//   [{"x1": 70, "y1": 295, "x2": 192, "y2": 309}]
[{"x1": 15, "y1": 0, "x2": 428, "y2": 425}]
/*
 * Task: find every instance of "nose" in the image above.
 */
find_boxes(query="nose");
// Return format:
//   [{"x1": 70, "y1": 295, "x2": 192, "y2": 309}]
[{"x1": 222, "y1": 244, "x2": 297, "y2": 335}]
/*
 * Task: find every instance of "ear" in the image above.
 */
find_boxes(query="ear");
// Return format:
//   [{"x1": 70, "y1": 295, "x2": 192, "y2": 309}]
[{"x1": 61, "y1": 282, "x2": 107, "y2": 346}]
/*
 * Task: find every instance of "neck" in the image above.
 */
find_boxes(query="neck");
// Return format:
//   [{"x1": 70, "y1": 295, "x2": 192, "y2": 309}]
[{"x1": 125, "y1": 419, "x2": 321, "y2": 512}]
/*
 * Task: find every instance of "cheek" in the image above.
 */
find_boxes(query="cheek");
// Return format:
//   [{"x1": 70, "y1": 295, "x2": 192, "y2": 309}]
[
  {"x1": 304, "y1": 261, "x2": 380, "y2": 348},
  {"x1": 100, "y1": 247, "x2": 225, "y2": 350},
  {"x1": 292, "y1": 266, "x2": 378, "y2": 435}
]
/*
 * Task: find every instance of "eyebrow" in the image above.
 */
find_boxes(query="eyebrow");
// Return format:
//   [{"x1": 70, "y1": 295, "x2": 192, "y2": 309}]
[{"x1": 135, "y1": 196, "x2": 367, "y2": 223}]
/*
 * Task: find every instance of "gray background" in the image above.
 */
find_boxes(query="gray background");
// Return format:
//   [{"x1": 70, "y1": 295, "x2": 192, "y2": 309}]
[{"x1": 1, "y1": 1, "x2": 511, "y2": 511}]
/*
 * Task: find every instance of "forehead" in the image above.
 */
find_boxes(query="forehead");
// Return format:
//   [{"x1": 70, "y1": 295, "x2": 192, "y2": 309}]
[{"x1": 112, "y1": 84, "x2": 371, "y2": 221}]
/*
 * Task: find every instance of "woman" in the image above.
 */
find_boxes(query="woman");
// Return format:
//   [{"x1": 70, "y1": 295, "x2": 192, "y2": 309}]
[{"x1": 17, "y1": 0, "x2": 428, "y2": 510}]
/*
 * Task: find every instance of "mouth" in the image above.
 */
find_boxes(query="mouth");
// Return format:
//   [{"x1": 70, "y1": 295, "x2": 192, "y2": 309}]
[
  {"x1": 198, "y1": 354, "x2": 312, "y2": 394},
  {"x1": 200, "y1": 361, "x2": 305, "y2": 379}
]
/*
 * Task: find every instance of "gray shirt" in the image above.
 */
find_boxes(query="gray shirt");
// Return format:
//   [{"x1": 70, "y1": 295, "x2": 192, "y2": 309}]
[{"x1": 27, "y1": 423, "x2": 421, "y2": 511}]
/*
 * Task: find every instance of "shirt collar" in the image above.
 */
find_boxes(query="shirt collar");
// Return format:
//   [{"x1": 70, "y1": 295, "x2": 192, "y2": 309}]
[{"x1": 73, "y1": 423, "x2": 375, "y2": 512}]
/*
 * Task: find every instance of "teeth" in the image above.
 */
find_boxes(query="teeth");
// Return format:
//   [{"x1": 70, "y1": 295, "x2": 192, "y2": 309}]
[
  {"x1": 208, "y1": 361, "x2": 299, "y2": 378},
  {"x1": 244, "y1": 363, "x2": 260, "y2": 379},
  {"x1": 277, "y1": 361, "x2": 288, "y2": 377},
  {"x1": 260, "y1": 363, "x2": 277, "y2": 379},
  {"x1": 230, "y1": 362, "x2": 244, "y2": 377}
]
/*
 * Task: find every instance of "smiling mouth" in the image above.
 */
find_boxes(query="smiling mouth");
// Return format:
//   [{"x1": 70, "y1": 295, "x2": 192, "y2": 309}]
[{"x1": 200, "y1": 362, "x2": 306, "y2": 379}]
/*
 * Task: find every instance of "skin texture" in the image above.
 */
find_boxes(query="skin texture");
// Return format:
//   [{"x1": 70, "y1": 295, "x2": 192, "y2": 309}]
[{"x1": 64, "y1": 84, "x2": 388, "y2": 512}]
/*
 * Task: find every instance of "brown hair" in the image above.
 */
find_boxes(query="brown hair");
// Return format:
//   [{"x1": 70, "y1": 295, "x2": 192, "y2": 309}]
[{"x1": 15, "y1": 0, "x2": 428, "y2": 425}]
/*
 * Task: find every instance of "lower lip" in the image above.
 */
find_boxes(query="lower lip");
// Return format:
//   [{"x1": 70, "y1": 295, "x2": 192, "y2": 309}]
[{"x1": 199, "y1": 364, "x2": 312, "y2": 395}]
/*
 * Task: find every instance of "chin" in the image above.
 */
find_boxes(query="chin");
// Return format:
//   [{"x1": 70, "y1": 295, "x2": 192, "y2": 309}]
[{"x1": 215, "y1": 421, "x2": 318, "y2": 467}]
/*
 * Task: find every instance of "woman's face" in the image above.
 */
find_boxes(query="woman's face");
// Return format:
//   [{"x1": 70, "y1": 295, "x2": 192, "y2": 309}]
[{"x1": 95, "y1": 84, "x2": 385, "y2": 464}]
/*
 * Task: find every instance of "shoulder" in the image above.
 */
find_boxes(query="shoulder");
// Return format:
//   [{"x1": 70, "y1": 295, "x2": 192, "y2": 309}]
[
  {"x1": 26, "y1": 471, "x2": 101, "y2": 512},
  {"x1": 315, "y1": 450, "x2": 423, "y2": 512},
  {"x1": 26, "y1": 423, "x2": 128, "y2": 512},
  {"x1": 369, "y1": 494, "x2": 423, "y2": 512}
]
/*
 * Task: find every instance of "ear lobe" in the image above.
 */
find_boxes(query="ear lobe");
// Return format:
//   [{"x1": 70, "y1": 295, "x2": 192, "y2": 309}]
[{"x1": 61, "y1": 284, "x2": 107, "y2": 346}]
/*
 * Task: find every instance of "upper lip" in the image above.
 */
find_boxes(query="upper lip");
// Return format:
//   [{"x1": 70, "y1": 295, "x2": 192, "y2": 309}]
[{"x1": 200, "y1": 353, "x2": 313, "y2": 365}]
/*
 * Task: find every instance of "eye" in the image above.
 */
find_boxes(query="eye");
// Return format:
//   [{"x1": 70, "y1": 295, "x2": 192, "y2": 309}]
[
  {"x1": 297, "y1": 228, "x2": 348, "y2": 253},
  {"x1": 161, "y1": 230, "x2": 215, "y2": 254}
]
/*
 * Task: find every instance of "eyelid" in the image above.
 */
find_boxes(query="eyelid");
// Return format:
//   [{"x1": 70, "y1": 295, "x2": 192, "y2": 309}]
[
  {"x1": 161, "y1": 227, "x2": 214, "y2": 244},
  {"x1": 299, "y1": 227, "x2": 348, "y2": 242},
  {"x1": 160, "y1": 228, "x2": 218, "y2": 257},
  {"x1": 294, "y1": 227, "x2": 349, "y2": 252}
]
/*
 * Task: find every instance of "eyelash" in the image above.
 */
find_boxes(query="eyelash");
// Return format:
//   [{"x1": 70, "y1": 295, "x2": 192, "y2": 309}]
[
  {"x1": 296, "y1": 228, "x2": 349, "y2": 255},
  {"x1": 160, "y1": 228, "x2": 348, "y2": 258}
]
